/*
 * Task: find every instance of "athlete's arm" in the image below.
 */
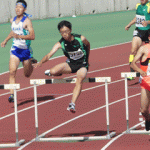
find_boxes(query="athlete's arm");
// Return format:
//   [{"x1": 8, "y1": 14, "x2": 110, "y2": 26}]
[
  {"x1": 125, "y1": 17, "x2": 136, "y2": 30},
  {"x1": 142, "y1": 20, "x2": 150, "y2": 27},
  {"x1": 1, "y1": 18, "x2": 13, "y2": 47},
  {"x1": 130, "y1": 46, "x2": 147, "y2": 77},
  {"x1": 12, "y1": 18, "x2": 35, "y2": 40},
  {"x1": 81, "y1": 35, "x2": 90, "y2": 62},
  {"x1": 34, "y1": 42, "x2": 62, "y2": 68}
]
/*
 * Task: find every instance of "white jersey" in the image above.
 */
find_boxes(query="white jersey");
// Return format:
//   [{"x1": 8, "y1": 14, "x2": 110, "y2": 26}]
[{"x1": 11, "y1": 16, "x2": 31, "y2": 49}]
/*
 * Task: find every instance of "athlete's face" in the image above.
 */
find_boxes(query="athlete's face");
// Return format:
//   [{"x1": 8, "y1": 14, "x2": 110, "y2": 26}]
[
  {"x1": 59, "y1": 26, "x2": 72, "y2": 41},
  {"x1": 140, "y1": 0, "x2": 148, "y2": 5},
  {"x1": 15, "y1": 4, "x2": 26, "y2": 16}
]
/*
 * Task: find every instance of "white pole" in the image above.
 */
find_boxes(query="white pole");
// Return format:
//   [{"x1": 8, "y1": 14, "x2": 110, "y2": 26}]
[
  {"x1": 125, "y1": 74, "x2": 129, "y2": 131},
  {"x1": 34, "y1": 82, "x2": 39, "y2": 138},
  {"x1": 14, "y1": 87, "x2": 19, "y2": 142},
  {"x1": 105, "y1": 79, "x2": 110, "y2": 135}
]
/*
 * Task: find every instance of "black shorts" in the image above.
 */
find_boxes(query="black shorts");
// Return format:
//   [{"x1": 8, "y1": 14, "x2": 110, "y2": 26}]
[
  {"x1": 67, "y1": 61, "x2": 89, "y2": 73},
  {"x1": 133, "y1": 27, "x2": 150, "y2": 43}
]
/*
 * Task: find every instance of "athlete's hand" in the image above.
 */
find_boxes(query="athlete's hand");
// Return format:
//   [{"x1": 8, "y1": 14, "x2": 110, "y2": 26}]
[
  {"x1": 142, "y1": 21, "x2": 148, "y2": 27},
  {"x1": 125, "y1": 25, "x2": 131, "y2": 31},
  {"x1": 33, "y1": 62, "x2": 42, "y2": 68},
  {"x1": 1, "y1": 40, "x2": 7, "y2": 47},
  {"x1": 140, "y1": 70, "x2": 147, "y2": 77}
]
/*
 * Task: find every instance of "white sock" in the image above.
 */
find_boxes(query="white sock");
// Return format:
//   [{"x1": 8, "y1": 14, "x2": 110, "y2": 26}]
[{"x1": 70, "y1": 102, "x2": 75, "y2": 106}]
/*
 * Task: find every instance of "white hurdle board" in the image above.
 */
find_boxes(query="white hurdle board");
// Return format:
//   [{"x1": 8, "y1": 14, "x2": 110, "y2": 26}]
[
  {"x1": 30, "y1": 77, "x2": 111, "y2": 85},
  {"x1": 30, "y1": 77, "x2": 116, "y2": 142},
  {"x1": 0, "y1": 84, "x2": 25, "y2": 148},
  {"x1": 121, "y1": 72, "x2": 150, "y2": 134}
]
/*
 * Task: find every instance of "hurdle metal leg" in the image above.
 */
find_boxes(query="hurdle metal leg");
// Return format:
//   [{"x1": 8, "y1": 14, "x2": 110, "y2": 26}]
[
  {"x1": 0, "y1": 85, "x2": 25, "y2": 148},
  {"x1": 33, "y1": 83, "x2": 45, "y2": 141},
  {"x1": 31, "y1": 77, "x2": 116, "y2": 142},
  {"x1": 34, "y1": 82, "x2": 39, "y2": 140},
  {"x1": 122, "y1": 72, "x2": 150, "y2": 135},
  {"x1": 124, "y1": 75, "x2": 130, "y2": 133}
]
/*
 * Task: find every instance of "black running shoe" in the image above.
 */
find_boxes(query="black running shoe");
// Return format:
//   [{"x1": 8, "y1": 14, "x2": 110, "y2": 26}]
[
  {"x1": 8, "y1": 94, "x2": 14, "y2": 103},
  {"x1": 145, "y1": 120, "x2": 150, "y2": 131}
]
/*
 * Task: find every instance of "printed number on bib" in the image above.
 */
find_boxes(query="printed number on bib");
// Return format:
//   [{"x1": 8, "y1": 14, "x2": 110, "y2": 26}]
[
  {"x1": 136, "y1": 15, "x2": 145, "y2": 27},
  {"x1": 68, "y1": 49, "x2": 84, "y2": 60}
]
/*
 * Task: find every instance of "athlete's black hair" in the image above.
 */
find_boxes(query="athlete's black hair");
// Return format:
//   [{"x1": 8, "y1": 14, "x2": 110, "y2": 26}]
[
  {"x1": 16, "y1": 0, "x2": 27, "y2": 8},
  {"x1": 58, "y1": 20, "x2": 72, "y2": 31}
]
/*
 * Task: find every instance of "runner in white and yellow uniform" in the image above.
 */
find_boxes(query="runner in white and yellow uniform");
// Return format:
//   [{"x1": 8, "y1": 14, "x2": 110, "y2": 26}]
[
  {"x1": 125, "y1": 0, "x2": 150, "y2": 80},
  {"x1": 1, "y1": 0, "x2": 35, "y2": 102}
]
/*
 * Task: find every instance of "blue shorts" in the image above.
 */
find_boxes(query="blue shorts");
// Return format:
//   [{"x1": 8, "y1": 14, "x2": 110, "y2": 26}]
[{"x1": 10, "y1": 46, "x2": 32, "y2": 62}]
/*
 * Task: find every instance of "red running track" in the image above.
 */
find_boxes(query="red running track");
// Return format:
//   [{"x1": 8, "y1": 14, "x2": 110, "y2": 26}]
[{"x1": 0, "y1": 42, "x2": 148, "y2": 150}]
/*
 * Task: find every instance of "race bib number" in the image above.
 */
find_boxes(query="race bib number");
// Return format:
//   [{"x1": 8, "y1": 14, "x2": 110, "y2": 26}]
[
  {"x1": 136, "y1": 15, "x2": 145, "y2": 27},
  {"x1": 68, "y1": 49, "x2": 84, "y2": 60}
]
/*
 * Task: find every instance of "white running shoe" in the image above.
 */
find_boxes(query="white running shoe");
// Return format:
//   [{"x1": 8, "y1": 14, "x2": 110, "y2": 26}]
[
  {"x1": 45, "y1": 70, "x2": 51, "y2": 76},
  {"x1": 67, "y1": 103, "x2": 76, "y2": 113}
]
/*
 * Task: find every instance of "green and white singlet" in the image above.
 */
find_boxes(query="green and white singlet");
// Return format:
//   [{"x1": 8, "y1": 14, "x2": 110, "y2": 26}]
[
  {"x1": 136, "y1": 2, "x2": 150, "y2": 30},
  {"x1": 59, "y1": 34, "x2": 88, "y2": 64}
]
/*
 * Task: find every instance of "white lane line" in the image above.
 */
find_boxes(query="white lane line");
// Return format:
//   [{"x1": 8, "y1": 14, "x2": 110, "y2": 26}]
[
  {"x1": 0, "y1": 79, "x2": 124, "y2": 120},
  {"x1": 101, "y1": 121, "x2": 144, "y2": 150},
  {"x1": 18, "y1": 93, "x2": 140, "y2": 150},
  {"x1": 0, "y1": 41, "x2": 131, "y2": 76},
  {"x1": 0, "y1": 62, "x2": 129, "y2": 97}
]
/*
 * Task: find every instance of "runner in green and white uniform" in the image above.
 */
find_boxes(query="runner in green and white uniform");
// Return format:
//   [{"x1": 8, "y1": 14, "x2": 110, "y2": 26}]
[
  {"x1": 59, "y1": 33, "x2": 89, "y2": 73},
  {"x1": 125, "y1": 0, "x2": 150, "y2": 80},
  {"x1": 34, "y1": 20, "x2": 90, "y2": 113}
]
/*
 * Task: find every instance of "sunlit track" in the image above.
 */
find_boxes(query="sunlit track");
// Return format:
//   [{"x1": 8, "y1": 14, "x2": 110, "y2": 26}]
[
  {"x1": 0, "y1": 42, "x2": 142, "y2": 150},
  {"x1": 18, "y1": 92, "x2": 141, "y2": 150}
]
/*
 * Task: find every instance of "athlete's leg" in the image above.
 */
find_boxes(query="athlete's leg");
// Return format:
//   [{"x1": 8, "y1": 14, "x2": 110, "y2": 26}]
[
  {"x1": 140, "y1": 88, "x2": 150, "y2": 121},
  {"x1": 46, "y1": 62, "x2": 72, "y2": 76},
  {"x1": 71, "y1": 67, "x2": 87, "y2": 104},
  {"x1": 130, "y1": 37, "x2": 142, "y2": 56},
  {"x1": 22, "y1": 58, "x2": 33, "y2": 77},
  {"x1": 128, "y1": 37, "x2": 143, "y2": 80},
  {"x1": 9, "y1": 55, "x2": 20, "y2": 94}
]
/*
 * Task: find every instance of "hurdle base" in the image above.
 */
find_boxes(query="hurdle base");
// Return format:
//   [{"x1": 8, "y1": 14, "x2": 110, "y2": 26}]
[
  {"x1": 128, "y1": 129, "x2": 150, "y2": 135},
  {"x1": 35, "y1": 135, "x2": 45, "y2": 141},
  {"x1": 37, "y1": 132, "x2": 116, "y2": 142},
  {"x1": 0, "y1": 139, "x2": 25, "y2": 148}
]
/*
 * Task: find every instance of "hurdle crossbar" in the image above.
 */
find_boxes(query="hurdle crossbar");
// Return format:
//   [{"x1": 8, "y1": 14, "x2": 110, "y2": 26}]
[
  {"x1": 0, "y1": 84, "x2": 25, "y2": 148},
  {"x1": 121, "y1": 72, "x2": 150, "y2": 134},
  {"x1": 30, "y1": 77, "x2": 111, "y2": 85},
  {"x1": 31, "y1": 77, "x2": 116, "y2": 142}
]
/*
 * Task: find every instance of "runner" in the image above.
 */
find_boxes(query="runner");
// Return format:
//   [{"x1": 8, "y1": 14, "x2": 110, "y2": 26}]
[
  {"x1": 1, "y1": 0, "x2": 36, "y2": 102},
  {"x1": 34, "y1": 20, "x2": 90, "y2": 113},
  {"x1": 125, "y1": 0, "x2": 150, "y2": 80},
  {"x1": 130, "y1": 43, "x2": 150, "y2": 131}
]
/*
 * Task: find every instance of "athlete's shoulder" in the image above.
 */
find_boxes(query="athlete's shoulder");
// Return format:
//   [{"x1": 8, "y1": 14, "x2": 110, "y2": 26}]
[
  {"x1": 136, "y1": 3, "x2": 141, "y2": 10},
  {"x1": 146, "y1": 2, "x2": 150, "y2": 6},
  {"x1": 72, "y1": 33, "x2": 81, "y2": 38},
  {"x1": 59, "y1": 37, "x2": 64, "y2": 44}
]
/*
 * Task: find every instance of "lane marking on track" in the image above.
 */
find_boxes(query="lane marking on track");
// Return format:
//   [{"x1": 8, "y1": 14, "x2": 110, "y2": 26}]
[
  {"x1": 0, "y1": 62, "x2": 129, "y2": 97},
  {"x1": 101, "y1": 121, "x2": 144, "y2": 150},
  {"x1": 0, "y1": 41, "x2": 131, "y2": 76},
  {"x1": 0, "y1": 79, "x2": 124, "y2": 120},
  {"x1": 18, "y1": 93, "x2": 141, "y2": 150}
]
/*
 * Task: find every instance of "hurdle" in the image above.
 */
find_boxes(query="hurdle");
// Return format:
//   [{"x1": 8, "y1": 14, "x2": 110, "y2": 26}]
[
  {"x1": 0, "y1": 84, "x2": 25, "y2": 148},
  {"x1": 121, "y1": 72, "x2": 150, "y2": 134},
  {"x1": 30, "y1": 77, "x2": 116, "y2": 142}
]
